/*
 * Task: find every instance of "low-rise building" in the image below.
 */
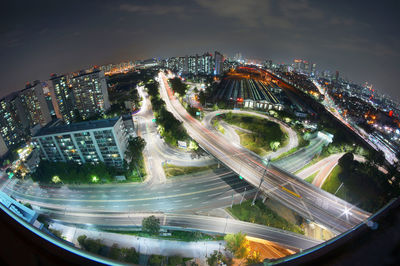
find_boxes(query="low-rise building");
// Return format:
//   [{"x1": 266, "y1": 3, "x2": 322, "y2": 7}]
[{"x1": 33, "y1": 117, "x2": 128, "y2": 168}]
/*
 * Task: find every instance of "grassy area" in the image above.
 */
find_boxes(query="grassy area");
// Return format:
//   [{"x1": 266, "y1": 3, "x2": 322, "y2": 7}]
[
  {"x1": 163, "y1": 163, "x2": 218, "y2": 178},
  {"x1": 227, "y1": 200, "x2": 304, "y2": 235},
  {"x1": 304, "y1": 171, "x2": 319, "y2": 183},
  {"x1": 235, "y1": 130, "x2": 269, "y2": 156},
  {"x1": 104, "y1": 229, "x2": 224, "y2": 242},
  {"x1": 271, "y1": 146, "x2": 298, "y2": 162},
  {"x1": 294, "y1": 152, "x2": 331, "y2": 174},
  {"x1": 220, "y1": 113, "x2": 287, "y2": 157},
  {"x1": 213, "y1": 119, "x2": 225, "y2": 134},
  {"x1": 271, "y1": 132, "x2": 311, "y2": 162},
  {"x1": 321, "y1": 165, "x2": 343, "y2": 194}
]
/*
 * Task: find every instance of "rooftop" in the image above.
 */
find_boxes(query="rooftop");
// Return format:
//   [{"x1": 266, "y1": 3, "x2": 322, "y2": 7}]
[{"x1": 34, "y1": 117, "x2": 121, "y2": 137}]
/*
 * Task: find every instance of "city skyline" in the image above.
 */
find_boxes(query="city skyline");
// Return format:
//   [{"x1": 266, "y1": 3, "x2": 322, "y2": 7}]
[{"x1": 1, "y1": 0, "x2": 400, "y2": 100}]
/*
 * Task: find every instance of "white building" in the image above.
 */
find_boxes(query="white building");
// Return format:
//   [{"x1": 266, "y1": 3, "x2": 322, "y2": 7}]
[{"x1": 33, "y1": 117, "x2": 128, "y2": 168}]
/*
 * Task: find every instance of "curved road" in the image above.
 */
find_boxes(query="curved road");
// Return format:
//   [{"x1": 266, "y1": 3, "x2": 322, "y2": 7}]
[
  {"x1": 203, "y1": 110, "x2": 299, "y2": 160},
  {"x1": 158, "y1": 72, "x2": 370, "y2": 234},
  {"x1": 135, "y1": 86, "x2": 215, "y2": 184},
  {"x1": 3, "y1": 169, "x2": 256, "y2": 213},
  {"x1": 44, "y1": 212, "x2": 322, "y2": 250}
]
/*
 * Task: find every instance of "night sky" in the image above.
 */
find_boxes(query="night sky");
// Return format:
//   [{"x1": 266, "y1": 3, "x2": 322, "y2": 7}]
[{"x1": 1, "y1": 0, "x2": 399, "y2": 100}]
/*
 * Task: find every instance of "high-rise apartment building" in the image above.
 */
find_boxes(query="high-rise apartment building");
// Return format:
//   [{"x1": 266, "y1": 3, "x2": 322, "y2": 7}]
[
  {"x1": 50, "y1": 74, "x2": 75, "y2": 123},
  {"x1": 18, "y1": 81, "x2": 52, "y2": 127},
  {"x1": 0, "y1": 95, "x2": 26, "y2": 156},
  {"x1": 33, "y1": 117, "x2": 128, "y2": 168},
  {"x1": 69, "y1": 69, "x2": 110, "y2": 120},
  {"x1": 214, "y1": 51, "x2": 224, "y2": 75},
  {"x1": 187, "y1": 55, "x2": 198, "y2": 75}
]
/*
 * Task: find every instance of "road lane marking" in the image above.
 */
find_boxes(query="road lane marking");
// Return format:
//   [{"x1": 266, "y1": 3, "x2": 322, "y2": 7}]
[{"x1": 9, "y1": 183, "x2": 236, "y2": 203}]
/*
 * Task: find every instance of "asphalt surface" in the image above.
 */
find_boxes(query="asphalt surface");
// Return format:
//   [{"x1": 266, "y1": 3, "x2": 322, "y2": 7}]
[
  {"x1": 273, "y1": 136, "x2": 329, "y2": 173},
  {"x1": 158, "y1": 72, "x2": 371, "y2": 234},
  {"x1": 3, "y1": 168, "x2": 256, "y2": 213},
  {"x1": 45, "y1": 212, "x2": 322, "y2": 250}
]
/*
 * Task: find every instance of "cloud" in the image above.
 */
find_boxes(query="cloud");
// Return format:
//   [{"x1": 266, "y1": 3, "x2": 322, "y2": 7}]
[
  {"x1": 321, "y1": 36, "x2": 400, "y2": 58},
  {"x1": 194, "y1": 0, "x2": 323, "y2": 29},
  {"x1": 119, "y1": 3, "x2": 184, "y2": 15}
]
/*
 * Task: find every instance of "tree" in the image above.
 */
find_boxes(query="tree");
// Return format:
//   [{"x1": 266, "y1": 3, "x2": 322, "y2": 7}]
[
  {"x1": 77, "y1": 235, "x2": 87, "y2": 246},
  {"x1": 109, "y1": 243, "x2": 122, "y2": 260},
  {"x1": 142, "y1": 215, "x2": 160, "y2": 235},
  {"x1": 199, "y1": 90, "x2": 206, "y2": 105},
  {"x1": 369, "y1": 150, "x2": 385, "y2": 166},
  {"x1": 207, "y1": 251, "x2": 223, "y2": 266},
  {"x1": 224, "y1": 232, "x2": 250, "y2": 259},
  {"x1": 122, "y1": 247, "x2": 139, "y2": 264},
  {"x1": 146, "y1": 81, "x2": 160, "y2": 97},
  {"x1": 77, "y1": 235, "x2": 103, "y2": 254},
  {"x1": 149, "y1": 254, "x2": 164, "y2": 266},
  {"x1": 246, "y1": 251, "x2": 262, "y2": 265},
  {"x1": 338, "y1": 152, "x2": 354, "y2": 170},
  {"x1": 168, "y1": 255, "x2": 183, "y2": 266},
  {"x1": 169, "y1": 77, "x2": 187, "y2": 96},
  {"x1": 125, "y1": 137, "x2": 146, "y2": 163}
]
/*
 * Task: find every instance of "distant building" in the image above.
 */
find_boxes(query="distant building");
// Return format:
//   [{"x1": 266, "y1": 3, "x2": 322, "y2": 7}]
[
  {"x1": 264, "y1": 59, "x2": 273, "y2": 69},
  {"x1": 33, "y1": 117, "x2": 128, "y2": 168},
  {"x1": 311, "y1": 63, "x2": 317, "y2": 75},
  {"x1": 199, "y1": 53, "x2": 213, "y2": 75},
  {"x1": 18, "y1": 81, "x2": 52, "y2": 127},
  {"x1": 293, "y1": 59, "x2": 315, "y2": 75},
  {"x1": 187, "y1": 55, "x2": 198, "y2": 75},
  {"x1": 69, "y1": 69, "x2": 110, "y2": 120},
  {"x1": 335, "y1": 70, "x2": 340, "y2": 81},
  {"x1": 214, "y1": 51, "x2": 224, "y2": 75},
  {"x1": 135, "y1": 58, "x2": 159, "y2": 68},
  {"x1": 234, "y1": 52, "x2": 242, "y2": 62}
]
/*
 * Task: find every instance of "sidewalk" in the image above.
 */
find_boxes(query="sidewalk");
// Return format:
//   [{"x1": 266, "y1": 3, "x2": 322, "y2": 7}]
[{"x1": 50, "y1": 223, "x2": 226, "y2": 259}]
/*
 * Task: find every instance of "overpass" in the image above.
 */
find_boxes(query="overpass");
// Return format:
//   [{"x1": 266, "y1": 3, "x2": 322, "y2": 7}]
[{"x1": 158, "y1": 72, "x2": 371, "y2": 234}]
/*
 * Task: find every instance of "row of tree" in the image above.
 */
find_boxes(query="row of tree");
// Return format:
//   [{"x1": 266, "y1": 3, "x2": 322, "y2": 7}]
[
  {"x1": 124, "y1": 136, "x2": 146, "y2": 181},
  {"x1": 145, "y1": 80, "x2": 190, "y2": 146},
  {"x1": 31, "y1": 160, "x2": 119, "y2": 184},
  {"x1": 168, "y1": 77, "x2": 187, "y2": 97},
  {"x1": 78, "y1": 235, "x2": 139, "y2": 264},
  {"x1": 337, "y1": 152, "x2": 400, "y2": 212}
]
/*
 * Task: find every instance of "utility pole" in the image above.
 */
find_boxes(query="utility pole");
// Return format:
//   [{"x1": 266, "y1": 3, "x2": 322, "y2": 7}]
[
  {"x1": 252, "y1": 159, "x2": 269, "y2": 206},
  {"x1": 223, "y1": 215, "x2": 229, "y2": 234},
  {"x1": 240, "y1": 187, "x2": 247, "y2": 205},
  {"x1": 252, "y1": 175, "x2": 264, "y2": 206},
  {"x1": 230, "y1": 190, "x2": 234, "y2": 208}
]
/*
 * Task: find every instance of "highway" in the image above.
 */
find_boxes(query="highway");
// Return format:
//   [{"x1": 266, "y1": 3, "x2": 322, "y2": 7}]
[
  {"x1": 158, "y1": 72, "x2": 371, "y2": 234},
  {"x1": 2, "y1": 168, "x2": 256, "y2": 213},
  {"x1": 44, "y1": 212, "x2": 322, "y2": 251},
  {"x1": 273, "y1": 136, "x2": 329, "y2": 173}
]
